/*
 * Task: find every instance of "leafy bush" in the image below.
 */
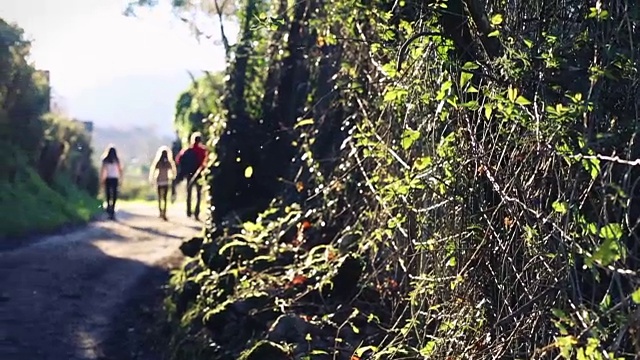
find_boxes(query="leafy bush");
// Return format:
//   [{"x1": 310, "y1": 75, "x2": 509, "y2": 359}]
[
  {"x1": 0, "y1": 17, "x2": 100, "y2": 239},
  {"x1": 138, "y1": 0, "x2": 640, "y2": 358},
  {"x1": 0, "y1": 168, "x2": 101, "y2": 238}
]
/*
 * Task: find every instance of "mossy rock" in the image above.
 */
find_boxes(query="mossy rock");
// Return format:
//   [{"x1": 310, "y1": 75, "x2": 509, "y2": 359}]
[
  {"x1": 321, "y1": 254, "x2": 363, "y2": 301},
  {"x1": 176, "y1": 280, "x2": 201, "y2": 315},
  {"x1": 238, "y1": 340, "x2": 289, "y2": 360},
  {"x1": 179, "y1": 236, "x2": 204, "y2": 257},
  {"x1": 216, "y1": 272, "x2": 238, "y2": 300},
  {"x1": 202, "y1": 300, "x2": 233, "y2": 334},
  {"x1": 231, "y1": 293, "x2": 273, "y2": 315},
  {"x1": 201, "y1": 242, "x2": 229, "y2": 272},
  {"x1": 278, "y1": 225, "x2": 298, "y2": 244},
  {"x1": 267, "y1": 314, "x2": 314, "y2": 344},
  {"x1": 275, "y1": 249, "x2": 296, "y2": 267},
  {"x1": 220, "y1": 240, "x2": 259, "y2": 263}
]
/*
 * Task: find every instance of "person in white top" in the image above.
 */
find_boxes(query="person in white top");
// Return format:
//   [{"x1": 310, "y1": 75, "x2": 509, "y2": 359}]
[
  {"x1": 149, "y1": 146, "x2": 177, "y2": 220},
  {"x1": 100, "y1": 145, "x2": 123, "y2": 220}
]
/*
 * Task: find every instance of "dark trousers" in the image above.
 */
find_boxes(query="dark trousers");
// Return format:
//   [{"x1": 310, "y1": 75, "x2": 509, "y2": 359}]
[
  {"x1": 157, "y1": 185, "x2": 169, "y2": 215},
  {"x1": 186, "y1": 180, "x2": 202, "y2": 217},
  {"x1": 104, "y1": 178, "x2": 119, "y2": 214}
]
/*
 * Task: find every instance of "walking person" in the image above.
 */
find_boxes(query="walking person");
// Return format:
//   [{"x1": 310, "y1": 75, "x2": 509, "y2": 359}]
[
  {"x1": 175, "y1": 132, "x2": 207, "y2": 220},
  {"x1": 149, "y1": 146, "x2": 177, "y2": 221},
  {"x1": 100, "y1": 145, "x2": 123, "y2": 220}
]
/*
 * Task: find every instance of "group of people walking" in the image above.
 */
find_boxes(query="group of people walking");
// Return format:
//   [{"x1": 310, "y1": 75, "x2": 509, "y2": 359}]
[{"x1": 99, "y1": 132, "x2": 208, "y2": 221}]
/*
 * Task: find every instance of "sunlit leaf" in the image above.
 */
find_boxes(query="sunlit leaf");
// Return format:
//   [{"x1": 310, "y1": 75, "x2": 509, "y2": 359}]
[
  {"x1": 244, "y1": 166, "x2": 253, "y2": 178},
  {"x1": 295, "y1": 118, "x2": 314, "y2": 128},
  {"x1": 515, "y1": 95, "x2": 532, "y2": 106},
  {"x1": 420, "y1": 341, "x2": 436, "y2": 355},
  {"x1": 523, "y1": 39, "x2": 533, "y2": 48},
  {"x1": 631, "y1": 288, "x2": 640, "y2": 304},
  {"x1": 484, "y1": 105, "x2": 493, "y2": 120},
  {"x1": 354, "y1": 345, "x2": 379, "y2": 357},
  {"x1": 599, "y1": 223, "x2": 622, "y2": 241},
  {"x1": 462, "y1": 62, "x2": 479, "y2": 70},
  {"x1": 490, "y1": 14, "x2": 503, "y2": 25},
  {"x1": 384, "y1": 87, "x2": 408, "y2": 102},
  {"x1": 460, "y1": 72, "x2": 473, "y2": 88},
  {"x1": 414, "y1": 156, "x2": 432, "y2": 171},
  {"x1": 591, "y1": 224, "x2": 624, "y2": 266},
  {"x1": 552, "y1": 201, "x2": 569, "y2": 214},
  {"x1": 401, "y1": 128, "x2": 421, "y2": 150},
  {"x1": 507, "y1": 87, "x2": 518, "y2": 102}
]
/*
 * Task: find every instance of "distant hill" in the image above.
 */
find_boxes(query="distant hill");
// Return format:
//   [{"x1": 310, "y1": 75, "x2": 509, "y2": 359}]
[
  {"x1": 69, "y1": 71, "x2": 204, "y2": 136},
  {"x1": 91, "y1": 125, "x2": 176, "y2": 179}
]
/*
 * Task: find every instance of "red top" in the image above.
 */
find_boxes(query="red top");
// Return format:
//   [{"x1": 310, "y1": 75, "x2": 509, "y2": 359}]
[{"x1": 177, "y1": 143, "x2": 208, "y2": 170}]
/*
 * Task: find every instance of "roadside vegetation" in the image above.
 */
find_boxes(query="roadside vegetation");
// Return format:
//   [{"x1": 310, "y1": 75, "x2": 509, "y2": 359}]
[
  {"x1": 0, "y1": 19, "x2": 100, "y2": 239},
  {"x1": 142, "y1": 0, "x2": 640, "y2": 357}
]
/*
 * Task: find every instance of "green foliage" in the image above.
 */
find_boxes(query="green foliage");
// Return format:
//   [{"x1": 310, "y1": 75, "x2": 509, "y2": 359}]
[
  {"x1": 156, "y1": 0, "x2": 640, "y2": 358},
  {"x1": 0, "y1": 17, "x2": 100, "y2": 238},
  {"x1": 0, "y1": 19, "x2": 49, "y2": 169},
  {"x1": 174, "y1": 72, "x2": 225, "y2": 144},
  {"x1": 0, "y1": 168, "x2": 101, "y2": 238}
]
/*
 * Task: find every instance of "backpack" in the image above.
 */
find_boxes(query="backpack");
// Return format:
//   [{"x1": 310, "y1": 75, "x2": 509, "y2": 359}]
[{"x1": 178, "y1": 147, "x2": 199, "y2": 179}]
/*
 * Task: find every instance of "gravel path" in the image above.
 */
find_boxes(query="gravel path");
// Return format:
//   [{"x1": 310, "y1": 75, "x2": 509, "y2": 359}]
[{"x1": 0, "y1": 203, "x2": 199, "y2": 360}]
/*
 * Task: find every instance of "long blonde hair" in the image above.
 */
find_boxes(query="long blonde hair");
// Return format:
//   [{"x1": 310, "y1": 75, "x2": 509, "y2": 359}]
[{"x1": 149, "y1": 146, "x2": 176, "y2": 179}]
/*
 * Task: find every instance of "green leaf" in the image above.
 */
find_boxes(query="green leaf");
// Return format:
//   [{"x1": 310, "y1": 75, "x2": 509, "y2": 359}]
[
  {"x1": 552, "y1": 201, "x2": 569, "y2": 214},
  {"x1": 515, "y1": 95, "x2": 532, "y2": 106},
  {"x1": 414, "y1": 156, "x2": 432, "y2": 171},
  {"x1": 460, "y1": 72, "x2": 473, "y2": 88},
  {"x1": 401, "y1": 128, "x2": 421, "y2": 150},
  {"x1": 581, "y1": 157, "x2": 601, "y2": 180},
  {"x1": 551, "y1": 308, "x2": 567, "y2": 319},
  {"x1": 591, "y1": 237, "x2": 621, "y2": 266},
  {"x1": 446, "y1": 256, "x2": 456, "y2": 267},
  {"x1": 490, "y1": 14, "x2": 503, "y2": 25},
  {"x1": 484, "y1": 105, "x2": 493, "y2": 119},
  {"x1": 599, "y1": 223, "x2": 622, "y2": 241},
  {"x1": 354, "y1": 345, "x2": 379, "y2": 357},
  {"x1": 462, "y1": 62, "x2": 479, "y2": 70},
  {"x1": 507, "y1": 87, "x2": 518, "y2": 102},
  {"x1": 295, "y1": 118, "x2": 314, "y2": 128},
  {"x1": 631, "y1": 288, "x2": 640, "y2": 304},
  {"x1": 384, "y1": 87, "x2": 408, "y2": 102},
  {"x1": 488, "y1": 30, "x2": 500, "y2": 37},
  {"x1": 244, "y1": 166, "x2": 253, "y2": 178},
  {"x1": 420, "y1": 341, "x2": 436, "y2": 356},
  {"x1": 523, "y1": 39, "x2": 533, "y2": 48}
]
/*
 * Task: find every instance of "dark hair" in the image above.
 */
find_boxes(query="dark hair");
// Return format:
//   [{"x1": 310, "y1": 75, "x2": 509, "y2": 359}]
[
  {"x1": 159, "y1": 149, "x2": 169, "y2": 162},
  {"x1": 191, "y1": 132, "x2": 202, "y2": 145},
  {"x1": 102, "y1": 146, "x2": 119, "y2": 164}
]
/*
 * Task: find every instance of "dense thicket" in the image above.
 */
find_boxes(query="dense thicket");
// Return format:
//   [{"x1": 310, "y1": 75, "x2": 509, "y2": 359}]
[
  {"x1": 173, "y1": 72, "x2": 225, "y2": 144},
  {"x1": 0, "y1": 18, "x2": 99, "y2": 238},
  {"x1": 153, "y1": 0, "x2": 639, "y2": 358}
]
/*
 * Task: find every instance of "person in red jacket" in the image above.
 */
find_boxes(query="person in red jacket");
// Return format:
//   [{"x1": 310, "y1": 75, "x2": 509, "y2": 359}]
[{"x1": 175, "y1": 132, "x2": 208, "y2": 220}]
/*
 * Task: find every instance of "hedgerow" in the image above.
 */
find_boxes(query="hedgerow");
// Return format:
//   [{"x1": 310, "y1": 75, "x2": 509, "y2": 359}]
[{"x1": 133, "y1": 0, "x2": 640, "y2": 358}]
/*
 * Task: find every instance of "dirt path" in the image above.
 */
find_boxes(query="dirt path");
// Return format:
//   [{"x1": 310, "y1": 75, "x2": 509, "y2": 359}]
[{"x1": 0, "y1": 203, "x2": 200, "y2": 360}]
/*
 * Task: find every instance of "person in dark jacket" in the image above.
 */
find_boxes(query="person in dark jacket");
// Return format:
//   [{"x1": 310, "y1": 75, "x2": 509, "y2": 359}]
[{"x1": 175, "y1": 132, "x2": 207, "y2": 220}]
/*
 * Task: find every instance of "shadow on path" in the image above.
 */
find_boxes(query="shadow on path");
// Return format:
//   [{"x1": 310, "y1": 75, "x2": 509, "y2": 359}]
[{"x1": 0, "y1": 210, "x2": 190, "y2": 360}]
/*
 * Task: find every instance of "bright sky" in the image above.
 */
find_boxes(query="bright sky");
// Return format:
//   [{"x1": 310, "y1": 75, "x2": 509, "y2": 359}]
[{"x1": 2, "y1": 0, "x2": 234, "y2": 132}]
